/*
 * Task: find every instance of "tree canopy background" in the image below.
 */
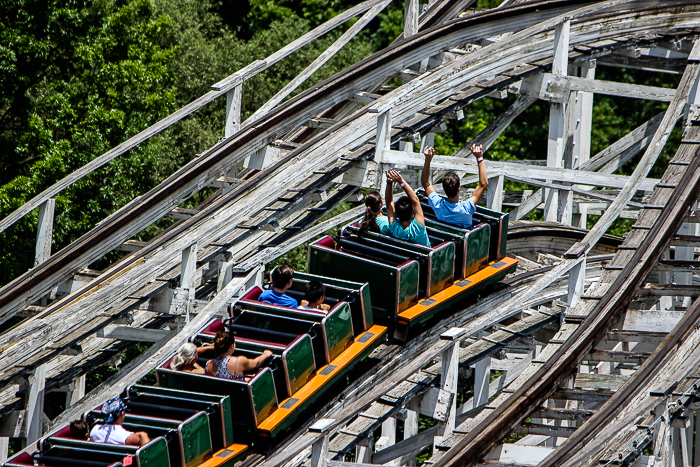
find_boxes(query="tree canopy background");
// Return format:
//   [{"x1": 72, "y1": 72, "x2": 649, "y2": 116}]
[{"x1": 0, "y1": 0, "x2": 680, "y2": 285}]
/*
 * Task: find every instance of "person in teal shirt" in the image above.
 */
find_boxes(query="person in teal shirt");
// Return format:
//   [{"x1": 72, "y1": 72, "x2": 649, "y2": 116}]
[
  {"x1": 385, "y1": 169, "x2": 431, "y2": 247},
  {"x1": 358, "y1": 191, "x2": 390, "y2": 235}
]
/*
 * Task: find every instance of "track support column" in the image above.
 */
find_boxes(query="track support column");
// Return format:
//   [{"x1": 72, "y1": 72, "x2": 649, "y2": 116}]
[
  {"x1": 35, "y1": 199, "x2": 55, "y2": 268},
  {"x1": 487, "y1": 175, "x2": 504, "y2": 212},
  {"x1": 65, "y1": 375, "x2": 86, "y2": 408},
  {"x1": 572, "y1": 60, "x2": 595, "y2": 228},
  {"x1": 567, "y1": 255, "x2": 586, "y2": 310},
  {"x1": 225, "y1": 84, "x2": 242, "y2": 138},
  {"x1": 310, "y1": 419, "x2": 334, "y2": 467},
  {"x1": 545, "y1": 19, "x2": 570, "y2": 223},
  {"x1": 180, "y1": 242, "x2": 197, "y2": 323},
  {"x1": 23, "y1": 364, "x2": 47, "y2": 446},
  {"x1": 403, "y1": 399, "x2": 420, "y2": 466},
  {"x1": 434, "y1": 327, "x2": 465, "y2": 455}
]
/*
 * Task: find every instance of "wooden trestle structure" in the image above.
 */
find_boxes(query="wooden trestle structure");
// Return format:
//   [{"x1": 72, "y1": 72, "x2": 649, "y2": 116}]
[{"x1": 2, "y1": 0, "x2": 700, "y2": 465}]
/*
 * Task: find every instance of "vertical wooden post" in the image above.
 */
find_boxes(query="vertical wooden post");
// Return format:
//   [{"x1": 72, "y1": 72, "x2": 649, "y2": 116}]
[
  {"x1": 544, "y1": 20, "x2": 570, "y2": 222},
  {"x1": 486, "y1": 175, "x2": 504, "y2": 212},
  {"x1": 377, "y1": 418, "x2": 397, "y2": 465},
  {"x1": 404, "y1": 399, "x2": 420, "y2": 467},
  {"x1": 309, "y1": 419, "x2": 334, "y2": 467},
  {"x1": 24, "y1": 363, "x2": 47, "y2": 446},
  {"x1": 674, "y1": 221, "x2": 697, "y2": 308},
  {"x1": 225, "y1": 84, "x2": 242, "y2": 138},
  {"x1": 573, "y1": 61, "x2": 595, "y2": 228},
  {"x1": 355, "y1": 436, "x2": 374, "y2": 463},
  {"x1": 567, "y1": 255, "x2": 586, "y2": 310},
  {"x1": 685, "y1": 52, "x2": 700, "y2": 125},
  {"x1": 434, "y1": 327, "x2": 465, "y2": 455},
  {"x1": 0, "y1": 437, "x2": 9, "y2": 463},
  {"x1": 403, "y1": 0, "x2": 419, "y2": 39},
  {"x1": 374, "y1": 108, "x2": 392, "y2": 190},
  {"x1": 35, "y1": 199, "x2": 55, "y2": 267},
  {"x1": 180, "y1": 243, "x2": 197, "y2": 323},
  {"x1": 65, "y1": 375, "x2": 86, "y2": 408}
]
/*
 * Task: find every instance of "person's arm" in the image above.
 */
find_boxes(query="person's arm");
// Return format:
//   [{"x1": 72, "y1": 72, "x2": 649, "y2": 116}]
[
  {"x1": 471, "y1": 144, "x2": 489, "y2": 206},
  {"x1": 238, "y1": 350, "x2": 273, "y2": 372},
  {"x1": 205, "y1": 359, "x2": 217, "y2": 376},
  {"x1": 126, "y1": 431, "x2": 150, "y2": 447},
  {"x1": 387, "y1": 169, "x2": 425, "y2": 227},
  {"x1": 385, "y1": 173, "x2": 396, "y2": 224},
  {"x1": 196, "y1": 344, "x2": 215, "y2": 356},
  {"x1": 421, "y1": 147, "x2": 436, "y2": 195}
]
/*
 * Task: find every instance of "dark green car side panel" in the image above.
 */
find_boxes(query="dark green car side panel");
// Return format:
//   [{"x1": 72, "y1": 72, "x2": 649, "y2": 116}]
[
  {"x1": 476, "y1": 206, "x2": 508, "y2": 260},
  {"x1": 250, "y1": 369, "x2": 278, "y2": 425},
  {"x1": 181, "y1": 412, "x2": 212, "y2": 467},
  {"x1": 397, "y1": 261, "x2": 420, "y2": 311},
  {"x1": 324, "y1": 303, "x2": 353, "y2": 361},
  {"x1": 284, "y1": 335, "x2": 316, "y2": 395},
  {"x1": 429, "y1": 242, "x2": 455, "y2": 294},
  {"x1": 466, "y1": 224, "x2": 490, "y2": 276},
  {"x1": 138, "y1": 437, "x2": 170, "y2": 467}
]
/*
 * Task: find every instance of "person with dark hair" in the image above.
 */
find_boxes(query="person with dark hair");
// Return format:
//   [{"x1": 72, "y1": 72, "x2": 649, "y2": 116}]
[
  {"x1": 90, "y1": 397, "x2": 150, "y2": 446},
  {"x1": 385, "y1": 169, "x2": 431, "y2": 247},
  {"x1": 299, "y1": 281, "x2": 330, "y2": 311},
  {"x1": 421, "y1": 144, "x2": 488, "y2": 229},
  {"x1": 259, "y1": 264, "x2": 298, "y2": 307},
  {"x1": 70, "y1": 419, "x2": 89, "y2": 440},
  {"x1": 358, "y1": 191, "x2": 389, "y2": 235},
  {"x1": 205, "y1": 331, "x2": 272, "y2": 380}
]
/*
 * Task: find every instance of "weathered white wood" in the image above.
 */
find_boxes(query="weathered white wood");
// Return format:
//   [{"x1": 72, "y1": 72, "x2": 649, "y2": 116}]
[
  {"x1": 310, "y1": 433, "x2": 330, "y2": 467},
  {"x1": 65, "y1": 375, "x2": 85, "y2": 408},
  {"x1": 572, "y1": 63, "x2": 594, "y2": 228},
  {"x1": 486, "y1": 174, "x2": 504, "y2": 212},
  {"x1": 23, "y1": 363, "x2": 46, "y2": 445},
  {"x1": 545, "y1": 19, "x2": 570, "y2": 223},
  {"x1": 35, "y1": 199, "x2": 55, "y2": 268},
  {"x1": 180, "y1": 242, "x2": 197, "y2": 323},
  {"x1": 355, "y1": 437, "x2": 374, "y2": 464},
  {"x1": 383, "y1": 149, "x2": 659, "y2": 190},
  {"x1": 434, "y1": 330, "x2": 462, "y2": 455},
  {"x1": 225, "y1": 84, "x2": 242, "y2": 138},
  {"x1": 247, "y1": 0, "x2": 390, "y2": 123},
  {"x1": 377, "y1": 417, "x2": 397, "y2": 465},
  {"x1": 622, "y1": 310, "x2": 684, "y2": 333},
  {"x1": 404, "y1": 399, "x2": 419, "y2": 467},
  {"x1": 404, "y1": 0, "x2": 420, "y2": 39},
  {"x1": 567, "y1": 256, "x2": 586, "y2": 310},
  {"x1": 568, "y1": 75, "x2": 676, "y2": 101},
  {"x1": 0, "y1": 437, "x2": 8, "y2": 463},
  {"x1": 482, "y1": 444, "x2": 554, "y2": 466},
  {"x1": 96, "y1": 325, "x2": 173, "y2": 343}
]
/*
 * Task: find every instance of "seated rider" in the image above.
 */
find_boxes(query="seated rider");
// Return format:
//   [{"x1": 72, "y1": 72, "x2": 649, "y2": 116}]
[
  {"x1": 358, "y1": 191, "x2": 390, "y2": 235},
  {"x1": 259, "y1": 265, "x2": 298, "y2": 307},
  {"x1": 70, "y1": 419, "x2": 89, "y2": 440},
  {"x1": 171, "y1": 342, "x2": 215, "y2": 375},
  {"x1": 90, "y1": 397, "x2": 150, "y2": 447},
  {"x1": 299, "y1": 281, "x2": 331, "y2": 312},
  {"x1": 205, "y1": 331, "x2": 273, "y2": 380},
  {"x1": 385, "y1": 169, "x2": 431, "y2": 247},
  {"x1": 421, "y1": 144, "x2": 488, "y2": 229}
]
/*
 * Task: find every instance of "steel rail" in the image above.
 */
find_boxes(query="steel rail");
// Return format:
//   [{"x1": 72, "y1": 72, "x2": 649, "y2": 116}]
[{"x1": 434, "y1": 139, "x2": 700, "y2": 466}]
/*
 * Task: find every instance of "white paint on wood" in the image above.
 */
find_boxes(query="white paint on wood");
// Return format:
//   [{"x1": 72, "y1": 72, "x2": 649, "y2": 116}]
[
  {"x1": 482, "y1": 443, "x2": 554, "y2": 466},
  {"x1": 487, "y1": 174, "x2": 504, "y2": 212},
  {"x1": 225, "y1": 84, "x2": 242, "y2": 138},
  {"x1": 0, "y1": 437, "x2": 8, "y2": 462},
  {"x1": 622, "y1": 310, "x2": 684, "y2": 333},
  {"x1": 404, "y1": 0, "x2": 420, "y2": 39},
  {"x1": 23, "y1": 363, "x2": 46, "y2": 445},
  {"x1": 65, "y1": 375, "x2": 85, "y2": 408},
  {"x1": 34, "y1": 199, "x2": 55, "y2": 268},
  {"x1": 96, "y1": 325, "x2": 173, "y2": 343}
]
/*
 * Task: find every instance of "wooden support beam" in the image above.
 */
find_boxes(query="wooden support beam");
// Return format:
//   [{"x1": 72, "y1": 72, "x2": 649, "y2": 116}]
[
  {"x1": 404, "y1": 0, "x2": 420, "y2": 39},
  {"x1": 567, "y1": 255, "x2": 586, "y2": 310},
  {"x1": 225, "y1": 84, "x2": 242, "y2": 138},
  {"x1": 623, "y1": 310, "x2": 685, "y2": 333},
  {"x1": 65, "y1": 375, "x2": 85, "y2": 408},
  {"x1": 639, "y1": 284, "x2": 700, "y2": 298},
  {"x1": 434, "y1": 328, "x2": 464, "y2": 455},
  {"x1": 531, "y1": 406, "x2": 595, "y2": 422},
  {"x1": 180, "y1": 242, "x2": 197, "y2": 323},
  {"x1": 513, "y1": 422, "x2": 575, "y2": 438},
  {"x1": 585, "y1": 349, "x2": 650, "y2": 364},
  {"x1": 34, "y1": 199, "x2": 55, "y2": 268},
  {"x1": 486, "y1": 175, "x2": 504, "y2": 212},
  {"x1": 23, "y1": 364, "x2": 46, "y2": 445},
  {"x1": 550, "y1": 389, "x2": 614, "y2": 403},
  {"x1": 246, "y1": 0, "x2": 391, "y2": 124},
  {"x1": 96, "y1": 326, "x2": 173, "y2": 343},
  {"x1": 310, "y1": 419, "x2": 334, "y2": 467}
]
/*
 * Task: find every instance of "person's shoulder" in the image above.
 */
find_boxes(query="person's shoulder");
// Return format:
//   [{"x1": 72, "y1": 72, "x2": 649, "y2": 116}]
[{"x1": 460, "y1": 198, "x2": 476, "y2": 213}]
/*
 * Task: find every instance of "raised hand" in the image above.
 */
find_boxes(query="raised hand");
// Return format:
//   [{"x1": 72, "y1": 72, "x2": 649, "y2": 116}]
[
  {"x1": 386, "y1": 169, "x2": 404, "y2": 184},
  {"x1": 423, "y1": 146, "x2": 435, "y2": 159},
  {"x1": 471, "y1": 143, "x2": 483, "y2": 159}
]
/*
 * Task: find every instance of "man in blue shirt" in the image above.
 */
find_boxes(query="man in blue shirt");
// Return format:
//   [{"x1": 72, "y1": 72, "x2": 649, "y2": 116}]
[
  {"x1": 385, "y1": 169, "x2": 431, "y2": 247},
  {"x1": 260, "y1": 265, "x2": 298, "y2": 307},
  {"x1": 421, "y1": 144, "x2": 488, "y2": 229}
]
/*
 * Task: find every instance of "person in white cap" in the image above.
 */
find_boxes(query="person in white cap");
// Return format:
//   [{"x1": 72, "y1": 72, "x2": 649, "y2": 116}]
[{"x1": 90, "y1": 397, "x2": 150, "y2": 446}]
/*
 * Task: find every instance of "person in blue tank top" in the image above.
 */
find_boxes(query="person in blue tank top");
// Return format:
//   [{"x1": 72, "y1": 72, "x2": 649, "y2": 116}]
[
  {"x1": 260, "y1": 264, "x2": 299, "y2": 307},
  {"x1": 358, "y1": 191, "x2": 390, "y2": 236},
  {"x1": 385, "y1": 169, "x2": 431, "y2": 247},
  {"x1": 421, "y1": 144, "x2": 488, "y2": 229}
]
